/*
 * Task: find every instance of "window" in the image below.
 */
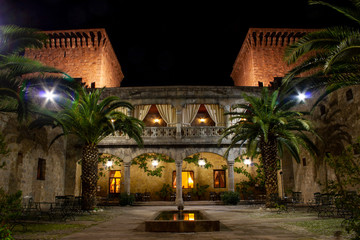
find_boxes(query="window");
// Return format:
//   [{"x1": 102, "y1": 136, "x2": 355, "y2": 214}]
[
  {"x1": 346, "y1": 89, "x2": 353, "y2": 101},
  {"x1": 172, "y1": 171, "x2": 194, "y2": 189},
  {"x1": 37, "y1": 158, "x2": 46, "y2": 180},
  {"x1": 214, "y1": 170, "x2": 226, "y2": 188},
  {"x1": 109, "y1": 170, "x2": 121, "y2": 194},
  {"x1": 320, "y1": 105, "x2": 326, "y2": 116},
  {"x1": 302, "y1": 158, "x2": 307, "y2": 167}
]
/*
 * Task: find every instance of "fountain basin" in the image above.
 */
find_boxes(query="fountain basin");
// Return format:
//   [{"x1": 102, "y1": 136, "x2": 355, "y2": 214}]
[{"x1": 145, "y1": 210, "x2": 220, "y2": 232}]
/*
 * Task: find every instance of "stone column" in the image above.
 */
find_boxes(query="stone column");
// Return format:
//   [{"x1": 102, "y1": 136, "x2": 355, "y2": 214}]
[
  {"x1": 175, "y1": 106, "x2": 182, "y2": 139},
  {"x1": 124, "y1": 162, "x2": 131, "y2": 195},
  {"x1": 175, "y1": 161, "x2": 184, "y2": 210},
  {"x1": 224, "y1": 105, "x2": 231, "y2": 127},
  {"x1": 228, "y1": 161, "x2": 235, "y2": 192}
]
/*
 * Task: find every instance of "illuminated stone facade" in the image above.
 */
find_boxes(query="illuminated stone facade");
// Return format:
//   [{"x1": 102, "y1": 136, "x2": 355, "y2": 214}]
[
  {"x1": 25, "y1": 29, "x2": 123, "y2": 88},
  {"x1": 231, "y1": 28, "x2": 318, "y2": 87},
  {"x1": 2, "y1": 27, "x2": 358, "y2": 204}
]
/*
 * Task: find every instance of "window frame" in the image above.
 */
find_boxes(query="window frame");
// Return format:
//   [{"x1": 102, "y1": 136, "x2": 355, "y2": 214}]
[
  {"x1": 213, "y1": 169, "x2": 226, "y2": 188},
  {"x1": 36, "y1": 158, "x2": 46, "y2": 180},
  {"x1": 172, "y1": 170, "x2": 194, "y2": 189},
  {"x1": 109, "y1": 170, "x2": 121, "y2": 194}
]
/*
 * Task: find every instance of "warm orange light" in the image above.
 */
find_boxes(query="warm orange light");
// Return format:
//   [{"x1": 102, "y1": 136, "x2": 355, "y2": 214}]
[
  {"x1": 199, "y1": 118, "x2": 206, "y2": 123},
  {"x1": 110, "y1": 171, "x2": 121, "y2": 194},
  {"x1": 188, "y1": 175, "x2": 194, "y2": 188},
  {"x1": 154, "y1": 118, "x2": 160, "y2": 123},
  {"x1": 188, "y1": 213, "x2": 195, "y2": 221}
]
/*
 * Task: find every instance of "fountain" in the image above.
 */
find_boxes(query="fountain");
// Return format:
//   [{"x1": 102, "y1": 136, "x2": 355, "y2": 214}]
[
  {"x1": 145, "y1": 201, "x2": 220, "y2": 232},
  {"x1": 145, "y1": 209, "x2": 220, "y2": 232},
  {"x1": 144, "y1": 162, "x2": 220, "y2": 232}
]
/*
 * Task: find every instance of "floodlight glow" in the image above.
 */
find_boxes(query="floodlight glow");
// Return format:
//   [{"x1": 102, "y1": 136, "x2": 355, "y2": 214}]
[
  {"x1": 297, "y1": 93, "x2": 306, "y2": 101},
  {"x1": 40, "y1": 88, "x2": 57, "y2": 102}
]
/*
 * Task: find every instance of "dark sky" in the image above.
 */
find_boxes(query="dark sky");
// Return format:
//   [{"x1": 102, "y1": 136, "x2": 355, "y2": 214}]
[{"x1": 0, "y1": 0, "x2": 353, "y2": 87}]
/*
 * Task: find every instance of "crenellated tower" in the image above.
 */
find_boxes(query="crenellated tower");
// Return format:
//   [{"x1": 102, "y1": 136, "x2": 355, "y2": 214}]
[
  {"x1": 25, "y1": 28, "x2": 123, "y2": 88},
  {"x1": 231, "y1": 28, "x2": 318, "y2": 87}
]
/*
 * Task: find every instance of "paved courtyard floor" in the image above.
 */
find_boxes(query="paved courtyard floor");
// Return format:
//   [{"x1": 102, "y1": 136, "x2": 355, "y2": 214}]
[{"x1": 59, "y1": 204, "x2": 346, "y2": 240}]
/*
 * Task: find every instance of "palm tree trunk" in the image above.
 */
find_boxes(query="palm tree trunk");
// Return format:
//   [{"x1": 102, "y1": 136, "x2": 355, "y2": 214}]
[
  {"x1": 260, "y1": 138, "x2": 279, "y2": 208},
  {"x1": 81, "y1": 144, "x2": 99, "y2": 210}
]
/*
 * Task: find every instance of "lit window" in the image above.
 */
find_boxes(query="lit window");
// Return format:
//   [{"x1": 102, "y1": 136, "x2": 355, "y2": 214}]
[
  {"x1": 37, "y1": 158, "x2": 46, "y2": 180},
  {"x1": 109, "y1": 170, "x2": 121, "y2": 194},
  {"x1": 172, "y1": 171, "x2": 194, "y2": 189},
  {"x1": 214, "y1": 170, "x2": 226, "y2": 188}
]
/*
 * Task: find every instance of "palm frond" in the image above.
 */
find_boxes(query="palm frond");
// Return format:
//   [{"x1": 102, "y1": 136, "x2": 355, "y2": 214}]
[{"x1": 309, "y1": 0, "x2": 360, "y2": 24}]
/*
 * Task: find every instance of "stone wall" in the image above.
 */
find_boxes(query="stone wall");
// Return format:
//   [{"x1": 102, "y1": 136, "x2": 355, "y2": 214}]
[
  {"x1": 25, "y1": 29, "x2": 124, "y2": 88},
  {"x1": 0, "y1": 114, "x2": 67, "y2": 202},
  {"x1": 231, "y1": 28, "x2": 318, "y2": 87},
  {"x1": 290, "y1": 86, "x2": 360, "y2": 201},
  {"x1": 96, "y1": 152, "x2": 255, "y2": 200}
]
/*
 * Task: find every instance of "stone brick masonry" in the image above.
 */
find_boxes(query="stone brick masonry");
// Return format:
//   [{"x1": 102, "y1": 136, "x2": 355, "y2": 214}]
[
  {"x1": 231, "y1": 28, "x2": 318, "y2": 87},
  {"x1": 25, "y1": 29, "x2": 123, "y2": 88}
]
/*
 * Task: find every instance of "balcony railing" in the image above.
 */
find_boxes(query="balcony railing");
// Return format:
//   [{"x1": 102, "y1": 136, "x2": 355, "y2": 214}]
[
  {"x1": 140, "y1": 126, "x2": 225, "y2": 138},
  {"x1": 143, "y1": 127, "x2": 177, "y2": 138},
  {"x1": 181, "y1": 126, "x2": 224, "y2": 137},
  {"x1": 102, "y1": 126, "x2": 228, "y2": 146}
]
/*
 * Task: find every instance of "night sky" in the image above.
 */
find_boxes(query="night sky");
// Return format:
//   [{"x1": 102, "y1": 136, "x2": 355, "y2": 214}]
[{"x1": 0, "y1": 0, "x2": 353, "y2": 87}]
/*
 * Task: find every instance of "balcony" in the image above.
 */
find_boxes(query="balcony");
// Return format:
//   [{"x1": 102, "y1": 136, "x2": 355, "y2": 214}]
[{"x1": 100, "y1": 126, "x2": 228, "y2": 146}]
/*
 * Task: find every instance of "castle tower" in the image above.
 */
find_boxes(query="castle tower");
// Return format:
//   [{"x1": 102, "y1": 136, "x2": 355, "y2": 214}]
[
  {"x1": 231, "y1": 28, "x2": 318, "y2": 87},
  {"x1": 25, "y1": 28, "x2": 123, "y2": 88}
]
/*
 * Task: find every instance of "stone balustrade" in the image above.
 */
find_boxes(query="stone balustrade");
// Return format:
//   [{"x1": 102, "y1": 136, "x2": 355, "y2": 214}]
[
  {"x1": 181, "y1": 126, "x2": 224, "y2": 137},
  {"x1": 101, "y1": 126, "x2": 227, "y2": 146},
  {"x1": 143, "y1": 127, "x2": 177, "y2": 138}
]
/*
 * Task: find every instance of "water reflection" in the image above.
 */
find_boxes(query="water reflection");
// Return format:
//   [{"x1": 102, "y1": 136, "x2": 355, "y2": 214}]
[{"x1": 156, "y1": 211, "x2": 203, "y2": 221}]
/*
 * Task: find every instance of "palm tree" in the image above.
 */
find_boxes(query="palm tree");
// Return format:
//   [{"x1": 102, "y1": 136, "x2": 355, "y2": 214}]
[
  {"x1": 0, "y1": 25, "x2": 74, "y2": 122},
  {"x1": 282, "y1": 0, "x2": 360, "y2": 102},
  {"x1": 31, "y1": 86, "x2": 144, "y2": 210},
  {"x1": 220, "y1": 88, "x2": 318, "y2": 207}
]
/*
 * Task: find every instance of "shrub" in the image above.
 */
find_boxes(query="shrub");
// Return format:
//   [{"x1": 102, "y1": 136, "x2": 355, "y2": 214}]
[
  {"x1": 221, "y1": 191, "x2": 240, "y2": 205},
  {"x1": 0, "y1": 188, "x2": 22, "y2": 239},
  {"x1": 156, "y1": 184, "x2": 172, "y2": 201},
  {"x1": 119, "y1": 193, "x2": 135, "y2": 206}
]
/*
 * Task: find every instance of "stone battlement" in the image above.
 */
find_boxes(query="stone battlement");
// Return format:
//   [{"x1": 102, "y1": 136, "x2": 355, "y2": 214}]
[
  {"x1": 25, "y1": 28, "x2": 123, "y2": 88},
  {"x1": 231, "y1": 28, "x2": 319, "y2": 87},
  {"x1": 42, "y1": 28, "x2": 109, "y2": 49}
]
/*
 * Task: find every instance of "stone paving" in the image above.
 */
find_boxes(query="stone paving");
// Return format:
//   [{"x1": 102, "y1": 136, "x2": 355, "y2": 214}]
[{"x1": 60, "y1": 204, "x2": 340, "y2": 240}]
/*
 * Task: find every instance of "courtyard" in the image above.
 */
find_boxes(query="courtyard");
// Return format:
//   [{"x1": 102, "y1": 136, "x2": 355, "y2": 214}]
[{"x1": 12, "y1": 204, "x2": 351, "y2": 240}]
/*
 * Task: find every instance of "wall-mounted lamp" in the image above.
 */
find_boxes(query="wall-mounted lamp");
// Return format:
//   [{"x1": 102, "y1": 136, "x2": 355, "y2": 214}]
[
  {"x1": 106, "y1": 160, "x2": 113, "y2": 169},
  {"x1": 151, "y1": 159, "x2": 159, "y2": 168},
  {"x1": 199, "y1": 118, "x2": 206, "y2": 123},
  {"x1": 244, "y1": 158, "x2": 251, "y2": 166},
  {"x1": 154, "y1": 118, "x2": 160, "y2": 123},
  {"x1": 198, "y1": 158, "x2": 206, "y2": 167}
]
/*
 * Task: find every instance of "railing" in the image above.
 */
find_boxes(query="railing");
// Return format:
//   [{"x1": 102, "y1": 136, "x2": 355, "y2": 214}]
[
  {"x1": 143, "y1": 127, "x2": 177, "y2": 138},
  {"x1": 181, "y1": 126, "x2": 224, "y2": 137},
  {"x1": 139, "y1": 126, "x2": 225, "y2": 138}
]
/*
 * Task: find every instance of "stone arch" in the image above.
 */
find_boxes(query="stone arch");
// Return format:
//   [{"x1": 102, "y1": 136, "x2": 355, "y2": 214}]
[
  {"x1": 130, "y1": 152, "x2": 175, "y2": 200},
  {"x1": 181, "y1": 152, "x2": 229, "y2": 199}
]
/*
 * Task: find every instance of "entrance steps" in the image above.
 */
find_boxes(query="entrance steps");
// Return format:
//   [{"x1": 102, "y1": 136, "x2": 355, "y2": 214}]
[{"x1": 133, "y1": 201, "x2": 224, "y2": 206}]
